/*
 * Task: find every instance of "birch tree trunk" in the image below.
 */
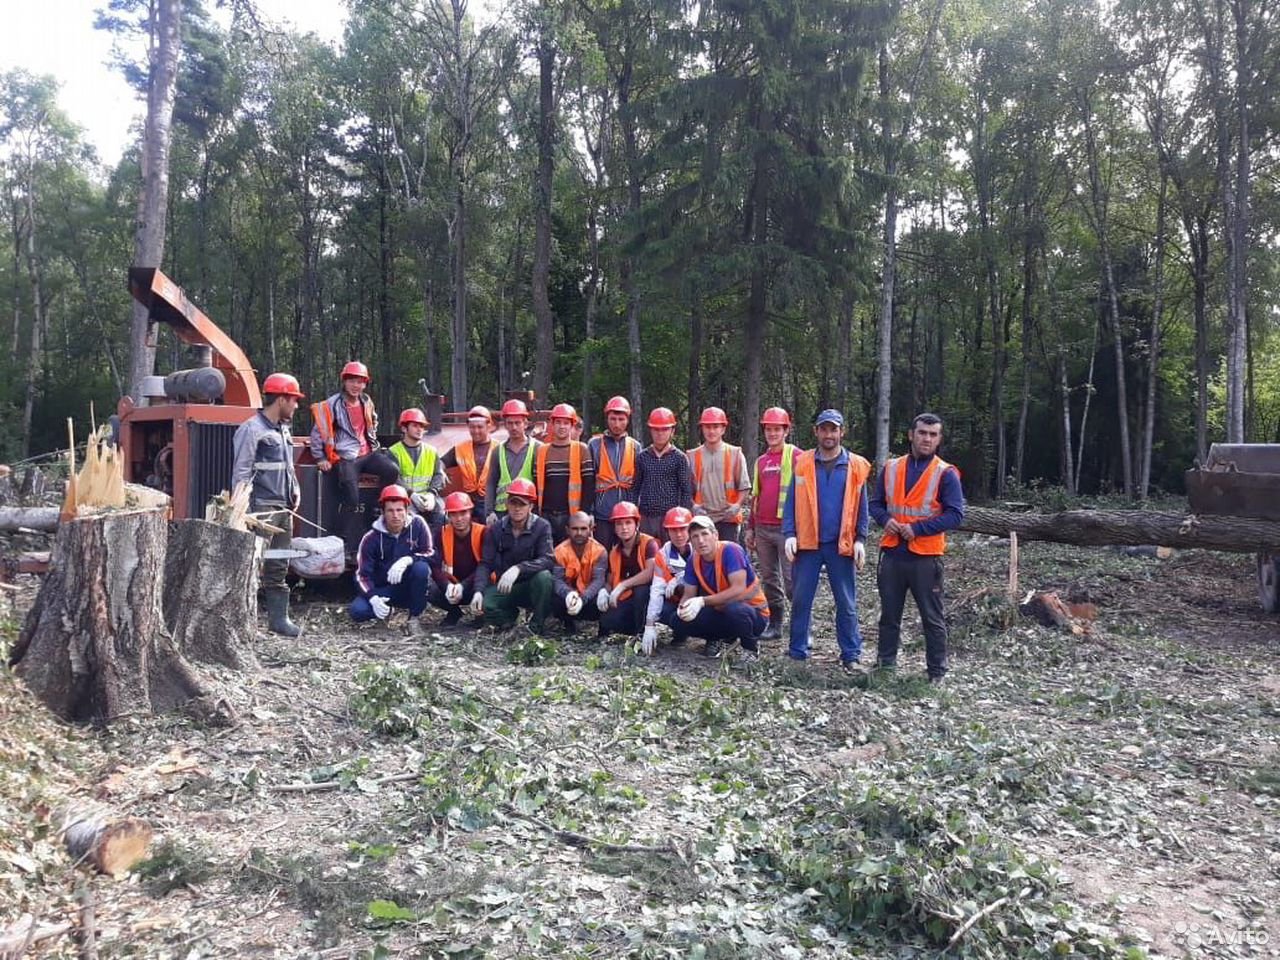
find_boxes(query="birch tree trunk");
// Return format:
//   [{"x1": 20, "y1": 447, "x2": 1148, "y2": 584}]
[
  {"x1": 530, "y1": 29, "x2": 556, "y2": 403},
  {"x1": 1139, "y1": 172, "x2": 1167, "y2": 499}
]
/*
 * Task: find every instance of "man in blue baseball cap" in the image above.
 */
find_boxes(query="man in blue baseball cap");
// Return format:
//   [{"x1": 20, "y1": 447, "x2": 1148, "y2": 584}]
[{"x1": 782, "y1": 409, "x2": 872, "y2": 671}]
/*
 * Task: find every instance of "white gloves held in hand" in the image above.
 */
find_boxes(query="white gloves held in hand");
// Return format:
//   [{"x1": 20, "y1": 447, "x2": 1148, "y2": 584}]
[
  {"x1": 677, "y1": 596, "x2": 704, "y2": 622},
  {"x1": 386, "y1": 556, "x2": 413, "y2": 585},
  {"x1": 445, "y1": 582, "x2": 464, "y2": 605},
  {"x1": 610, "y1": 585, "x2": 626, "y2": 607},
  {"x1": 597, "y1": 588, "x2": 612, "y2": 612},
  {"x1": 369, "y1": 595, "x2": 391, "y2": 620},
  {"x1": 784, "y1": 537, "x2": 798, "y2": 562},
  {"x1": 854, "y1": 540, "x2": 866, "y2": 571},
  {"x1": 497, "y1": 566, "x2": 521, "y2": 594},
  {"x1": 641, "y1": 624, "x2": 658, "y2": 655},
  {"x1": 663, "y1": 577, "x2": 680, "y2": 599},
  {"x1": 470, "y1": 592, "x2": 485, "y2": 615},
  {"x1": 565, "y1": 591, "x2": 583, "y2": 616},
  {"x1": 411, "y1": 492, "x2": 437, "y2": 514}
]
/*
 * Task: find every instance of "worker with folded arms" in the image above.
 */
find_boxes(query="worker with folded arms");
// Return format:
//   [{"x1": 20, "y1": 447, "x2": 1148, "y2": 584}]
[
  {"x1": 671, "y1": 515, "x2": 770, "y2": 662},
  {"x1": 634, "y1": 407, "x2": 692, "y2": 541},
  {"x1": 232, "y1": 372, "x2": 305, "y2": 638},
  {"x1": 350, "y1": 484, "x2": 435, "y2": 637},
  {"x1": 589, "y1": 396, "x2": 641, "y2": 551},
  {"x1": 551, "y1": 511, "x2": 608, "y2": 635},
  {"x1": 597, "y1": 502, "x2": 658, "y2": 638},
  {"x1": 474, "y1": 477, "x2": 556, "y2": 629},
  {"x1": 688, "y1": 406, "x2": 752, "y2": 542},
  {"x1": 387, "y1": 407, "x2": 447, "y2": 526},
  {"x1": 428, "y1": 492, "x2": 487, "y2": 627},
  {"x1": 484, "y1": 398, "x2": 542, "y2": 525},
  {"x1": 535, "y1": 403, "x2": 595, "y2": 544},
  {"x1": 640, "y1": 506, "x2": 696, "y2": 654},
  {"x1": 441, "y1": 406, "x2": 494, "y2": 520}
]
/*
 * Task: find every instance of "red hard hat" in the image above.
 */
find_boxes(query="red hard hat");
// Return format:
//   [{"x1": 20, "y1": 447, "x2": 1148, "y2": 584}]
[
  {"x1": 500, "y1": 398, "x2": 529, "y2": 418},
  {"x1": 759, "y1": 406, "x2": 791, "y2": 427},
  {"x1": 262, "y1": 372, "x2": 304, "y2": 399},
  {"x1": 647, "y1": 407, "x2": 677, "y2": 429},
  {"x1": 467, "y1": 405, "x2": 493, "y2": 423},
  {"x1": 699, "y1": 406, "x2": 729, "y2": 426},
  {"x1": 663, "y1": 506, "x2": 693, "y2": 529},
  {"x1": 604, "y1": 395, "x2": 632, "y2": 416},
  {"x1": 505, "y1": 477, "x2": 537, "y2": 502},
  {"x1": 443, "y1": 492, "x2": 474, "y2": 514},
  {"x1": 610, "y1": 501, "x2": 641, "y2": 522},
  {"x1": 550, "y1": 402, "x2": 579, "y2": 423},
  {"x1": 399, "y1": 407, "x2": 429, "y2": 428},
  {"x1": 341, "y1": 361, "x2": 370, "y2": 381},
  {"x1": 379, "y1": 484, "x2": 410, "y2": 504}
]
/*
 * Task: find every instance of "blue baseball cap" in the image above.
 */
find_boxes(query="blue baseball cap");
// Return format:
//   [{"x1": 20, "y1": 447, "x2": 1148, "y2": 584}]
[{"x1": 815, "y1": 409, "x2": 844, "y2": 427}]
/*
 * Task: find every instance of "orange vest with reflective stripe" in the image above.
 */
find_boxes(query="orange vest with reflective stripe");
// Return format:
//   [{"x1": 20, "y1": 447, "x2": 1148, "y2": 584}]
[
  {"x1": 554, "y1": 539, "x2": 607, "y2": 593},
  {"x1": 310, "y1": 401, "x2": 341, "y2": 464},
  {"x1": 595, "y1": 435, "x2": 638, "y2": 492},
  {"x1": 608, "y1": 533, "x2": 655, "y2": 602},
  {"x1": 535, "y1": 442, "x2": 587, "y2": 512},
  {"x1": 453, "y1": 441, "x2": 490, "y2": 496},
  {"x1": 880, "y1": 455, "x2": 953, "y2": 556},
  {"x1": 441, "y1": 523, "x2": 485, "y2": 580},
  {"x1": 691, "y1": 445, "x2": 743, "y2": 506},
  {"x1": 691, "y1": 542, "x2": 769, "y2": 616},
  {"x1": 793, "y1": 450, "x2": 871, "y2": 557}
]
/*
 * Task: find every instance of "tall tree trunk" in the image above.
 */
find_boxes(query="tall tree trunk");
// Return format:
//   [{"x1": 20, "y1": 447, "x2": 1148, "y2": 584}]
[
  {"x1": 1014, "y1": 202, "x2": 1037, "y2": 485},
  {"x1": 530, "y1": 32, "x2": 556, "y2": 403},
  {"x1": 1074, "y1": 305, "x2": 1099, "y2": 494},
  {"x1": 1058, "y1": 349, "x2": 1075, "y2": 495},
  {"x1": 1139, "y1": 171, "x2": 1167, "y2": 499},
  {"x1": 874, "y1": 46, "x2": 897, "y2": 468},
  {"x1": 8, "y1": 182, "x2": 21, "y2": 358},
  {"x1": 581, "y1": 203, "x2": 600, "y2": 435},
  {"x1": 128, "y1": 0, "x2": 182, "y2": 403},
  {"x1": 451, "y1": 180, "x2": 468, "y2": 409},
  {"x1": 616, "y1": 60, "x2": 644, "y2": 414},
  {"x1": 688, "y1": 295, "x2": 703, "y2": 422},
  {"x1": 21, "y1": 177, "x2": 44, "y2": 458},
  {"x1": 1224, "y1": 0, "x2": 1250, "y2": 442},
  {"x1": 740, "y1": 105, "x2": 772, "y2": 458},
  {"x1": 1189, "y1": 216, "x2": 1211, "y2": 462}
]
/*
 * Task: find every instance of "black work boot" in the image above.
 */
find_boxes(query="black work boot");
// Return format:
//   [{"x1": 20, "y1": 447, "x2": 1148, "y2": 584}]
[
  {"x1": 264, "y1": 591, "x2": 302, "y2": 638},
  {"x1": 760, "y1": 607, "x2": 783, "y2": 642}
]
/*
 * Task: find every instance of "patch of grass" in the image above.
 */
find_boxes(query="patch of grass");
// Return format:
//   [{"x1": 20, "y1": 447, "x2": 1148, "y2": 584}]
[
  {"x1": 136, "y1": 838, "x2": 219, "y2": 895},
  {"x1": 506, "y1": 634, "x2": 559, "y2": 665},
  {"x1": 349, "y1": 664, "x2": 441, "y2": 736}
]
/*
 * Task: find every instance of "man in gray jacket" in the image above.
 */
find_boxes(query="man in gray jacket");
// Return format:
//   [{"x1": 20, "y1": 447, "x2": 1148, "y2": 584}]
[{"x1": 233, "y1": 372, "x2": 306, "y2": 637}]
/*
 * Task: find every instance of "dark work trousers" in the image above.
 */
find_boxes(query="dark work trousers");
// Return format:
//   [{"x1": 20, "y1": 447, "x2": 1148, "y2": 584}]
[
  {"x1": 639, "y1": 516, "x2": 671, "y2": 543},
  {"x1": 593, "y1": 519, "x2": 617, "y2": 551},
  {"x1": 715, "y1": 521, "x2": 742, "y2": 545},
  {"x1": 670, "y1": 601, "x2": 766, "y2": 652},
  {"x1": 336, "y1": 452, "x2": 400, "y2": 507},
  {"x1": 260, "y1": 507, "x2": 292, "y2": 595},
  {"x1": 349, "y1": 560, "x2": 432, "y2": 620},
  {"x1": 553, "y1": 591, "x2": 602, "y2": 629},
  {"x1": 876, "y1": 550, "x2": 948, "y2": 678},
  {"x1": 543, "y1": 510, "x2": 570, "y2": 546},
  {"x1": 599, "y1": 585, "x2": 650, "y2": 637}
]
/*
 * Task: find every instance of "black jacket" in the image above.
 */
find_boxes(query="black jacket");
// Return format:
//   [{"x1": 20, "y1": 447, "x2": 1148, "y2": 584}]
[{"x1": 476, "y1": 513, "x2": 554, "y2": 586}]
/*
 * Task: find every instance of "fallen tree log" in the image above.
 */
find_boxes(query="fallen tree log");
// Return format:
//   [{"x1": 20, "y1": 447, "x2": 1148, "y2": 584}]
[
  {"x1": 959, "y1": 506, "x2": 1280, "y2": 553},
  {"x1": 0, "y1": 506, "x2": 60, "y2": 532},
  {"x1": 60, "y1": 804, "x2": 153, "y2": 877}
]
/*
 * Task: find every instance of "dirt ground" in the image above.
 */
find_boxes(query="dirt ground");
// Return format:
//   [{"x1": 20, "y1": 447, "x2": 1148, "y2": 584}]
[{"x1": 1, "y1": 535, "x2": 1278, "y2": 959}]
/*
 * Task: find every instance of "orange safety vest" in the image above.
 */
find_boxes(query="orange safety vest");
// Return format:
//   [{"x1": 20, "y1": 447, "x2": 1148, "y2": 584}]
[
  {"x1": 880, "y1": 455, "x2": 954, "y2": 556},
  {"x1": 440, "y1": 523, "x2": 485, "y2": 581},
  {"x1": 453, "y1": 440, "x2": 490, "y2": 495},
  {"x1": 535, "y1": 442, "x2": 587, "y2": 512},
  {"x1": 608, "y1": 533, "x2": 655, "y2": 602},
  {"x1": 310, "y1": 401, "x2": 341, "y2": 464},
  {"x1": 595, "y1": 435, "x2": 639, "y2": 492},
  {"x1": 554, "y1": 539, "x2": 607, "y2": 594},
  {"x1": 690, "y1": 542, "x2": 769, "y2": 616},
  {"x1": 691, "y1": 445, "x2": 743, "y2": 506},
  {"x1": 793, "y1": 449, "x2": 871, "y2": 557}
]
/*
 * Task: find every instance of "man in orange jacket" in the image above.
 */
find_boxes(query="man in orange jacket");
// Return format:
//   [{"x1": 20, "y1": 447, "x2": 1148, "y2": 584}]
[{"x1": 870, "y1": 413, "x2": 965, "y2": 685}]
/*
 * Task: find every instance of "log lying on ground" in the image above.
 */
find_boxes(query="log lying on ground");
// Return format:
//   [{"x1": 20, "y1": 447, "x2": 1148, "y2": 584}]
[
  {"x1": 960, "y1": 506, "x2": 1280, "y2": 553},
  {"x1": 60, "y1": 804, "x2": 153, "y2": 877},
  {"x1": 0, "y1": 506, "x2": 60, "y2": 532},
  {"x1": 164, "y1": 518, "x2": 259, "y2": 670}
]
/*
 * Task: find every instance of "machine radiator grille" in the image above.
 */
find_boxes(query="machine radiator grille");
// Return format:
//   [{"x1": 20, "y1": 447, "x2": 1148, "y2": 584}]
[{"x1": 188, "y1": 421, "x2": 239, "y2": 516}]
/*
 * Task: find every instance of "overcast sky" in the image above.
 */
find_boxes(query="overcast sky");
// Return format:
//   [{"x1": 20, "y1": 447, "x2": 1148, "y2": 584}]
[{"x1": 0, "y1": 0, "x2": 349, "y2": 169}]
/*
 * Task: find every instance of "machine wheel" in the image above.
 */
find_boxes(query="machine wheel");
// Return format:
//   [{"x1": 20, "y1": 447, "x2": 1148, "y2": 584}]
[{"x1": 1259, "y1": 552, "x2": 1280, "y2": 613}]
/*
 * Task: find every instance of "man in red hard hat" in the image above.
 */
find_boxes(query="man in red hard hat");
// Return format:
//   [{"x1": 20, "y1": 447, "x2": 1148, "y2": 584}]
[
  {"x1": 308, "y1": 361, "x2": 399, "y2": 546},
  {"x1": 442, "y1": 406, "x2": 493, "y2": 520},
  {"x1": 640, "y1": 506, "x2": 696, "y2": 654},
  {"x1": 474, "y1": 477, "x2": 555, "y2": 629},
  {"x1": 746, "y1": 406, "x2": 798, "y2": 640},
  {"x1": 484, "y1": 398, "x2": 542, "y2": 527},
  {"x1": 634, "y1": 406, "x2": 692, "y2": 542},
  {"x1": 387, "y1": 408, "x2": 446, "y2": 525},
  {"x1": 535, "y1": 403, "x2": 595, "y2": 544},
  {"x1": 688, "y1": 406, "x2": 752, "y2": 543},
  {"x1": 351, "y1": 484, "x2": 436, "y2": 637},
  {"x1": 596, "y1": 501, "x2": 658, "y2": 639},
  {"x1": 589, "y1": 396, "x2": 640, "y2": 551},
  {"x1": 428, "y1": 492, "x2": 487, "y2": 627},
  {"x1": 233, "y1": 372, "x2": 305, "y2": 637}
]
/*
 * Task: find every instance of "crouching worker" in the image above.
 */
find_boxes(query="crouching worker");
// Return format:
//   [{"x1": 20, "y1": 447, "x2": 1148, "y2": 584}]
[
  {"x1": 640, "y1": 507, "x2": 695, "y2": 654},
  {"x1": 429, "y1": 492, "x2": 486, "y2": 627},
  {"x1": 350, "y1": 485, "x2": 434, "y2": 637},
  {"x1": 475, "y1": 478, "x2": 555, "y2": 630},
  {"x1": 551, "y1": 511, "x2": 607, "y2": 635},
  {"x1": 597, "y1": 502, "x2": 658, "y2": 639},
  {"x1": 672, "y1": 515, "x2": 770, "y2": 663},
  {"x1": 232, "y1": 372, "x2": 305, "y2": 637}
]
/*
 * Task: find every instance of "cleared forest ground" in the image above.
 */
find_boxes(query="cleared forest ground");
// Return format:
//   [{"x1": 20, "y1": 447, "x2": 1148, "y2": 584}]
[{"x1": 2, "y1": 535, "x2": 1278, "y2": 959}]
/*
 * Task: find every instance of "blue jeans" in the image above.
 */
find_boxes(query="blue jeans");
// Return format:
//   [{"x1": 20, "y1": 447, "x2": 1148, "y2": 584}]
[
  {"x1": 670, "y1": 601, "x2": 767, "y2": 652},
  {"x1": 789, "y1": 542, "x2": 861, "y2": 662},
  {"x1": 350, "y1": 560, "x2": 431, "y2": 620}
]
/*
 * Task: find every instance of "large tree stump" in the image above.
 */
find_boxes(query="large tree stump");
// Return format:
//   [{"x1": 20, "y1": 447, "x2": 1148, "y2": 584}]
[
  {"x1": 9, "y1": 506, "x2": 221, "y2": 723},
  {"x1": 164, "y1": 519, "x2": 259, "y2": 670}
]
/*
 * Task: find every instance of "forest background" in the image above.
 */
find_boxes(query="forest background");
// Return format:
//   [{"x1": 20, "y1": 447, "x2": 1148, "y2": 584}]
[{"x1": 2, "y1": 0, "x2": 1278, "y2": 501}]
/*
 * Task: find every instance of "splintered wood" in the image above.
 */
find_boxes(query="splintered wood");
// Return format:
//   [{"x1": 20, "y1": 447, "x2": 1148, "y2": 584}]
[
  {"x1": 61, "y1": 420, "x2": 168, "y2": 518},
  {"x1": 205, "y1": 482, "x2": 282, "y2": 535}
]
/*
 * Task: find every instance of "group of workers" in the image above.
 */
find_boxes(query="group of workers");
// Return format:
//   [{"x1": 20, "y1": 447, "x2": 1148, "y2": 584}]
[{"x1": 232, "y1": 362, "x2": 964, "y2": 681}]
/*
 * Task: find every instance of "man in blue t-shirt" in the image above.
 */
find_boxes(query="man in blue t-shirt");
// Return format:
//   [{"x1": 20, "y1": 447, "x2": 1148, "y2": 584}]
[{"x1": 671, "y1": 516, "x2": 771, "y2": 664}]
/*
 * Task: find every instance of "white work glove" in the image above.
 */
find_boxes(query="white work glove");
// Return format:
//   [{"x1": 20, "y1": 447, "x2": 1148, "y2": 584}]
[
  {"x1": 423, "y1": 491, "x2": 437, "y2": 513},
  {"x1": 445, "y1": 582, "x2": 464, "y2": 605},
  {"x1": 497, "y1": 566, "x2": 521, "y2": 594},
  {"x1": 369, "y1": 595, "x2": 391, "y2": 620},
  {"x1": 854, "y1": 541, "x2": 867, "y2": 572},
  {"x1": 386, "y1": 556, "x2": 413, "y2": 585},
  {"x1": 677, "y1": 596, "x2": 705, "y2": 622},
  {"x1": 609, "y1": 584, "x2": 627, "y2": 607},
  {"x1": 784, "y1": 536, "x2": 798, "y2": 562},
  {"x1": 469, "y1": 591, "x2": 484, "y2": 615},
  {"x1": 663, "y1": 577, "x2": 680, "y2": 599},
  {"x1": 597, "y1": 588, "x2": 612, "y2": 613},
  {"x1": 565, "y1": 591, "x2": 583, "y2": 616},
  {"x1": 641, "y1": 624, "x2": 658, "y2": 655},
  {"x1": 410, "y1": 492, "x2": 430, "y2": 513}
]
